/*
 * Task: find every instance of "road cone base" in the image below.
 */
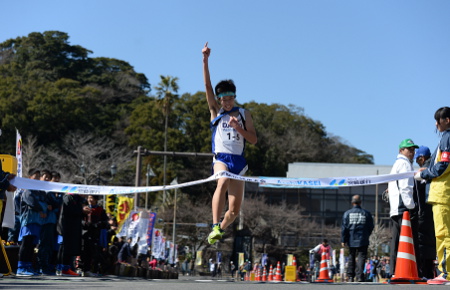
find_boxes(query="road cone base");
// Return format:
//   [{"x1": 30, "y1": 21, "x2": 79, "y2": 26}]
[
  {"x1": 388, "y1": 277, "x2": 427, "y2": 284},
  {"x1": 313, "y1": 279, "x2": 333, "y2": 283}
]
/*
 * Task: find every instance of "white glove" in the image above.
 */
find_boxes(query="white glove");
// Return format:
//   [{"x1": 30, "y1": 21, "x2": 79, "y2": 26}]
[{"x1": 414, "y1": 172, "x2": 424, "y2": 181}]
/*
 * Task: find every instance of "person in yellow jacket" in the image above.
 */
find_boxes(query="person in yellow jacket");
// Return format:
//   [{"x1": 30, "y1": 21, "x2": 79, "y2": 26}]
[{"x1": 415, "y1": 106, "x2": 450, "y2": 285}]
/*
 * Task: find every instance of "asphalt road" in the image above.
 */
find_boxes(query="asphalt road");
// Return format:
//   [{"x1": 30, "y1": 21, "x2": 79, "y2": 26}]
[{"x1": 0, "y1": 274, "x2": 438, "y2": 290}]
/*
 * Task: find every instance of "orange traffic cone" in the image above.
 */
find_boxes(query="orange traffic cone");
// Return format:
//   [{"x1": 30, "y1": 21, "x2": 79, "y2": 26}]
[
  {"x1": 292, "y1": 256, "x2": 299, "y2": 281},
  {"x1": 262, "y1": 266, "x2": 267, "y2": 282},
  {"x1": 389, "y1": 211, "x2": 427, "y2": 284},
  {"x1": 268, "y1": 265, "x2": 273, "y2": 281},
  {"x1": 274, "y1": 261, "x2": 282, "y2": 282},
  {"x1": 255, "y1": 267, "x2": 260, "y2": 281},
  {"x1": 313, "y1": 251, "x2": 333, "y2": 283}
]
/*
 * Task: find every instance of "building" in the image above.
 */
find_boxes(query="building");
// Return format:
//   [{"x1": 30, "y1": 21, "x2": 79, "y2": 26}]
[{"x1": 245, "y1": 162, "x2": 394, "y2": 247}]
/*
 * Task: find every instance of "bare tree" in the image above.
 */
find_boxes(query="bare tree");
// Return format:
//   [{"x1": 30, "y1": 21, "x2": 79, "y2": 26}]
[
  {"x1": 22, "y1": 131, "x2": 133, "y2": 184},
  {"x1": 369, "y1": 222, "x2": 391, "y2": 255},
  {"x1": 22, "y1": 135, "x2": 46, "y2": 175},
  {"x1": 157, "y1": 195, "x2": 211, "y2": 253}
]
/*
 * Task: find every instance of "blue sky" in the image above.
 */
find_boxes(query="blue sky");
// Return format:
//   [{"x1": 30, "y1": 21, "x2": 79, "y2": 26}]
[{"x1": 2, "y1": 1, "x2": 447, "y2": 167}]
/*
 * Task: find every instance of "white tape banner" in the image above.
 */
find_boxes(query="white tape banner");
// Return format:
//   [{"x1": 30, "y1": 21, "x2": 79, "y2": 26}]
[{"x1": 9, "y1": 170, "x2": 414, "y2": 195}]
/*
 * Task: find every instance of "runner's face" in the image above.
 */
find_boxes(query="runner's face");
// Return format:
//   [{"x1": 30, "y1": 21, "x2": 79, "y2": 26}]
[{"x1": 220, "y1": 96, "x2": 235, "y2": 111}]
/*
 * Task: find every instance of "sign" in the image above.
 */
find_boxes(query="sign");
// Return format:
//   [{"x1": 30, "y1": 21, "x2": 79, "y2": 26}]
[
  {"x1": 0, "y1": 155, "x2": 17, "y2": 175},
  {"x1": 196, "y1": 223, "x2": 208, "y2": 228},
  {"x1": 284, "y1": 265, "x2": 297, "y2": 282}
]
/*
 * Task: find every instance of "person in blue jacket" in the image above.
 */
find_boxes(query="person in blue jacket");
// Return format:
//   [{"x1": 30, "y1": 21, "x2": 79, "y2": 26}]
[
  {"x1": 341, "y1": 195, "x2": 374, "y2": 282},
  {"x1": 16, "y1": 168, "x2": 47, "y2": 276}
]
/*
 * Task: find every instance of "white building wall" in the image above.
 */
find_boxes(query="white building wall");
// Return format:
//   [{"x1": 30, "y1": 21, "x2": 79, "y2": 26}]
[{"x1": 287, "y1": 162, "x2": 392, "y2": 178}]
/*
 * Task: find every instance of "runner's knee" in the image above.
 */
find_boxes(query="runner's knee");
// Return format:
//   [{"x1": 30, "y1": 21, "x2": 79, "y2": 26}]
[{"x1": 228, "y1": 210, "x2": 239, "y2": 219}]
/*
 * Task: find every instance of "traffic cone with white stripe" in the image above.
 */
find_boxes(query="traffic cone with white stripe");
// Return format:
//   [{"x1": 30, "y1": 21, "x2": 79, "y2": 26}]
[
  {"x1": 313, "y1": 251, "x2": 333, "y2": 283},
  {"x1": 389, "y1": 211, "x2": 427, "y2": 284},
  {"x1": 268, "y1": 264, "x2": 273, "y2": 281},
  {"x1": 262, "y1": 266, "x2": 267, "y2": 282},
  {"x1": 274, "y1": 261, "x2": 282, "y2": 282}
]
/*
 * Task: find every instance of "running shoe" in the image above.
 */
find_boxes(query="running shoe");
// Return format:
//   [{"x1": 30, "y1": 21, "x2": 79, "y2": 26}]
[
  {"x1": 61, "y1": 269, "x2": 80, "y2": 276},
  {"x1": 207, "y1": 224, "x2": 224, "y2": 245},
  {"x1": 16, "y1": 268, "x2": 35, "y2": 277},
  {"x1": 427, "y1": 274, "x2": 449, "y2": 285}
]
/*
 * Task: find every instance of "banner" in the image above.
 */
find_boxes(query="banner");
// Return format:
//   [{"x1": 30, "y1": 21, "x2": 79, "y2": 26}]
[
  {"x1": 216, "y1": 252, "x2": 222, "y2": 264},
  {"x1": 147, "y1": 212, "x2": 157, "y2": 247},
  {"x1": 152, "y1": 228, "x2": 165, "y2": 259},
  {"x1": 238, "y1": 252, "x2": 244, "y2": 266},
  {"x1": 196, "y1": 250, "x2": 203, "y2": 266},
  {"x1": 261, "y1": 253, "x2": 268, "y2": 267},
  {"x1": 116, "y1": 196, "x2": 134, "y2": 231},
  {"x1": 16, "y1": 130, "x2": 22, "y2": 178},
  {"x1": 339, "y1": 248, "x2": 345, "y2": 275},
  {"x1": 168, "y1": 242, "x2": 175, "y2": 264},
  {"x1": 117, "y1": 210, "x2": 149, "y2": 254},
  {"x1": 332, "y1": 249, "x2": 336, "y2": 267},
  {"x1": 10, "y1": 170, "x2": 416, "y2": 195},
  {"x1": 287, "y1": 254, "x2": 293, "y2": 266}
]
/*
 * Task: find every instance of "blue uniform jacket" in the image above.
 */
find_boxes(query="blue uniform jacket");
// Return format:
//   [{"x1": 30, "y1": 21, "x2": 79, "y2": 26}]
[
  {"x1": 341, "y1": 205, "x2": 374, "y2": 248},
  {"x1": 19, "y1": 189, "x2": 47, "y2": 226}
]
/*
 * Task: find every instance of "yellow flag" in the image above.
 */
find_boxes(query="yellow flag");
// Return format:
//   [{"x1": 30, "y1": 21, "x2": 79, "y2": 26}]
[
  {"x1": 105, "y1": 195, "x2": 117, "y2": 218},
  {"x1": 117, "y1": 196, "x2": 134, "y2": 230}
]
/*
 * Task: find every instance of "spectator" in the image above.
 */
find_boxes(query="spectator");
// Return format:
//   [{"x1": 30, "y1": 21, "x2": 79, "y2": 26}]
[
  {"x1": 370, "y1": 256, "x2": 380, "y2": 282},
  {"x1": 117, "y1": 237, "x2": 132, "y2": 263},
  {"x1": 81, "y1": 195, "x2": 109, "y2": 276},
  {"x1": 310, "y1": 239, "x2": 333, "y2": 267},
  {"x1": 341, "y1": 195, "x2": 374, "y2": 282},
  {"x1": 56, "y1": 192, "x2": 90, "y2": 276},
  {"x1": 298, "y1": 265, "x2": 307, "y2": 281},
  {"x1": 217, "y1": 262, "x2": 222, "y2": 278},
  {"x1": 388, "y1": 138, "x2": 419, "y2": 275},
  {"x1": 0, "y1": 160, "x2": 16, "y2": 240},
  {"x1": 38, "y1": 171, "x2": 63, "y2": 275},
  {"x1": 384, "y1": 259, "x2": 391, "y2": 279},
  {"x1": 415, "y1": 107, "x2": 450, "y2": 285},
  {"x1": 0, "y1": 158, "x2": 16, "y2": 280},
  {"x1": 413, "y1": 146, "x2": 436, "y2": 279},
  {"x1": 209, "y1": 258, "x2": 216, "y2": 277},
  {"x1": 47, "y1": 172, "x2": 64, "y2": 271},
  {"x1": 7, "y1": 187, "x2": 22, "y2": 245},
  {"x1": 230, "y1": 261, "x2": 236, "y2": 278},
  {"x1": 16, "y1": 169, "x2": 45, "y2": 276},
  {"x1": 149, "y1": 256, "x2": 157, "y2": 269}
]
